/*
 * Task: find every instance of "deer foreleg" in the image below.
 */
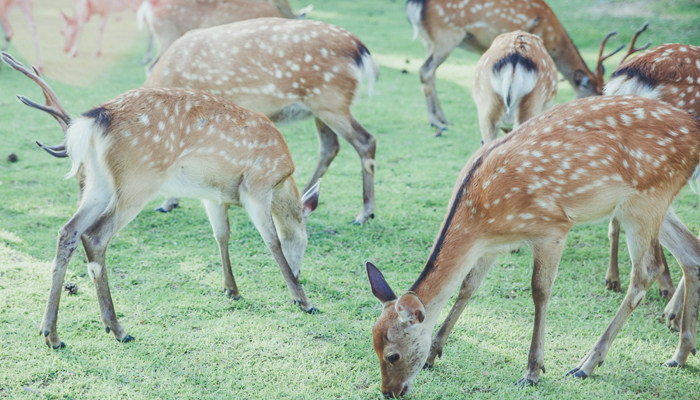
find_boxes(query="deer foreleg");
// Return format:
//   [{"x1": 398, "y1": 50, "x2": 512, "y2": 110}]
[
  {"x1": 419, "y1": 43, "x2": 456, "y2": 134},
  {"x1": 659, "y1": 209, "x2": 700, "y2": 367},
  {"x1": 605, "y1": 218, "x2": 622, "y2": 291},
  {"x1": 518, "y1": 235, "x2": 566, "y2": 386},
  {"x1": 242, "y1": 188, "x2": 317, "y2": 313},
  {"x1": 94, "y1": 14, "x2": 107, "y2": 57},
  {"x1": 203, "y1": 200, "x2": 240, "y2": 299},
  {"x1": 303, "y1": 118, "x2": 340, "y2": 194},
  {"x1": 424, "y1": 255, "x2": 496, "y2": 368},
  {"x1": 0, "y1": 11, "x2": 12, "y2": 51},
  {"x1": 20, "y1": 1, "x2": 41, "y2": 70}
]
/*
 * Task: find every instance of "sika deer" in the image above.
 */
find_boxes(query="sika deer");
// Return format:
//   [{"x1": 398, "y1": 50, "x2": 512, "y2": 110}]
[
  {"x1": 144, "y1": 18, "x2": 379, "y2": 224},
  {"x1": 2, "y1": 52, "x2": 321, "y2": 348},
  {"x1": 137, "y1": 0, "x2": 312, "y2": 71},
  {"x1": 368, "y1": 95, "x2": 700, "y2": 396},
  {"x1": 0, "y1": 0, "x2": 41, "y2": 70},
  {"x1": 406, "y1": 0, "x2": 613, "y2": 134},
  {"x1": 602, "y1": 35, "x2": 700, "y2": 327},
  {"x1": 473, "y1": 31, "x2": 557, "y2": 144}
]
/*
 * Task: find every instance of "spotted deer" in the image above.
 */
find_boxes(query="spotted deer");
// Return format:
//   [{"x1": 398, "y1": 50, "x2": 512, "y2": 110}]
[
  {"x1": 473, "y1": 31, "x2": 557, "y2": 144},
  {"x1": 137, "y1": 0, "x2": 312, "y2": 71},
  {"x1": 144, "y1": 18, "x2": 379, "y2": 224},
  {"x1": 406, "y1": 0, "x2": 614, "y2": 135},
  {"x1": 602, "y1": 37, "x2": 700, "y2": 327},
  {"x1": 0, "y1": 0, "x2": 41, "y2": 70},
  {"x1": 61, "y1": 0, "x2": 152, "y2": 59},
  {"x1": 367, "y1": 95, "x2": 700, "y2": 397},
  {"x1": 2, "y1": 52, "x2": 322, "y2": 348}
]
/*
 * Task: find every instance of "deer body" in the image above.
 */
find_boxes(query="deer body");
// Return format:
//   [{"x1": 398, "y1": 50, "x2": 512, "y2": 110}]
[
  {"x1": 61, "y1": 0, "x2": 148, "y2": 58},
  {"x1": 473, "y1": 31, "x2": 557, "y2": 143},
  {"x1": 602, "y1": 43, "x2": 700, "y2": 320},
  {"x1": 145, "y1": 18, "x2": 379, "y2": 224},
  {"x1": 0, "y1": 53, "x2": 322, "y2": 348},
  {"x1": 368, "y1": 95, "x2": 700, "y2": 397},
  {"x1": 0, "y1": 0, "x2": 41, "y2": 70},
  {"x1": 406, "y1": 0, "x2": 600, "y2": 134},
  {"x1": 138, "y1": 0, "x2": 311, "y2": 71}
]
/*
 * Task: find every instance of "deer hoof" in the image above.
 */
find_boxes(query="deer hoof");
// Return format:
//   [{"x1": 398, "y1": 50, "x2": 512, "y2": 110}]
[
  {"x1": 573, "y1": 370, "x2": 588, "y2": 379},
  {"x1": 105, "y1": 327, "x2": 111, "y2": 334},
  {"x1": 304, "y1": 306, "x2": 320, "y2": 315},
  {"x1": 515, "y1": 377, "x2": 536, "y2": 386},
  {"x1": 224, "y1": 289, "x2": 241, "y2": 300},
  {"x1": 118, "y1": 335, "x2": 135, "y2": 343},
  {"x1": 422, "y1": 362, "x2": 433, "y2": 370},
  {"x1": 663, "y1": 360, "x2": 679, "y2": 368},
  {"x1": 46, "y1": 341, "x2": 66, "y2": 350}
]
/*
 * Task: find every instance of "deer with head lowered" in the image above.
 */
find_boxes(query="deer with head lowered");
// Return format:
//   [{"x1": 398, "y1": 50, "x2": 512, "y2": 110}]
[
  {"x1": 368, "y1": 94, "x2": 700, "y2": 397},
  {"x1": 144, "y1": 18, "x2": 379, "y2": 224},
  {"x1": 601, "y1": 27, "x2": 700, "y2": 328},
  {"x1": 0, "y1": 0, "x2": 41, "y2": 70},
  {"x1": 406, "y1": 0, "x2": 615, "y2": 135},
  {"x1": 137, "y1": 0, "x2": 313, "y2": 71},
  {"x1": 2, "y1": 52, "x2": 321, "y2": 348},
  {"x1": 472, "y1": 30, "x2": 558, "y2": 144}
]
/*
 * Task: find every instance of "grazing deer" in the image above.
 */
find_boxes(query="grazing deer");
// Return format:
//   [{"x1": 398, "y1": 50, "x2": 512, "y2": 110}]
[
  {"x1": 473, "y1": 31, "x2": 557, "y2": 144},
  {"x1": 144, "y1": 18, "x2": 379, "y2": 224},
  {"x1": 138, "y1": 0, "x2": 312, "y2": 72},
  {"x1": 367, "y1": 95, "x2": 700, "y2": 396},
  {"x1": 61, "y1": 0, "x2": 151, "y2": 59},
  {"x1": 602, "y1": 32, "x2": 700, "y2": 328},
  {"x1": 0, "y1": 0, "x2": 41, "y2": 70},
  {"x1": 406, "y1": 0, "x2": 614, "y2": 135},
  {"x1": 2, "y1": 52, "x2": 322, "y2": 349}
]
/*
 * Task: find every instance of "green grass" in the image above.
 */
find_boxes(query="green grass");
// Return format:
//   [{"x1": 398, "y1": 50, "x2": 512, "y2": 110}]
[{"x1": 2, "y1": 0, "x2": 700, "y2": 398}]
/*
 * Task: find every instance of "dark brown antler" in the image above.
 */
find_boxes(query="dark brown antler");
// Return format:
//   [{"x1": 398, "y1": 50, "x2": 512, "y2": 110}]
[
  {"x1": 595, "y1": 32, "x2": 626, "y2": 84},
  {"x1": 617, "y1": 22, "x2": 651, "y2": 68},
  {"x1": 1, "y1": 51, "x2": 71, "y2": 158}
]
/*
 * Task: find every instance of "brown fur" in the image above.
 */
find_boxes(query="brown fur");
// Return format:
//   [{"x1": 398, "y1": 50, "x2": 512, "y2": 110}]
[{"x1": 370, "y1": 95, "x2": 700, "y2": 396}]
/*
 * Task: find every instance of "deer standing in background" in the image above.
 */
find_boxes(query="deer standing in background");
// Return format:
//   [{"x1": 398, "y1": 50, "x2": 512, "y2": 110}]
[
  {"x1": 60, "y1": 0, "x2": 152, "y2": 60},
  {"x1": 368, "y1": 95, "x2": 700, "y2": 397},
  {"x1": 473, "y1": 31, "x2": 557, "y2": 143},
  {"x1": 145, "y1": 18, "x2": 379, "y2": 225},
  {"x1": 0, "y1": 0, "x2": 41, "y2": 70},
  {"x1": 406, "y1": 0, "x2": 610, "y2": 135},
  {"x1": 138, "y1": 0, "x2": 312, "y2": 72},
  {"x1": 602, "y1": 31, "x2": 700, "y2": 327},
  {"x1": 2, "y1": 52, "x2": 322, "y2": 348}
]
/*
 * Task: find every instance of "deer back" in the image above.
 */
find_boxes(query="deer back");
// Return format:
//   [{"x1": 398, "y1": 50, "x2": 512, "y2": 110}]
[
  {"x1": 67, "y1": 87, "x2": 295, "y2": 204},
  {"x1": 144, "y1": 18, "x2": 374, "y2": 118},
  {"x1": 605, "y1": 44, "x2": 700, "y2": 116},
  {"x1": 409, "y1": 0, "x2": 600, "y2": 96}
]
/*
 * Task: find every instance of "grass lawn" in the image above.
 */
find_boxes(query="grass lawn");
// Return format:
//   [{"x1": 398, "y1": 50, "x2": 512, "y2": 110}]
[{"x1": 1, "y1": 0, "x2": 700, "y2": 398}]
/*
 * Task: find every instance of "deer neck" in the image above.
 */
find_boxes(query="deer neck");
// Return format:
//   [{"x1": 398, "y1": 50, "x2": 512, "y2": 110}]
[{"x1": 550, "y1": 31, "x2": 595, "y2": 91}]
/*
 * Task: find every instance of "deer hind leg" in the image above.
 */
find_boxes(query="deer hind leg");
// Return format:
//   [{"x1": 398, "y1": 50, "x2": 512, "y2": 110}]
[
  {"x1": 94, "y1": 14, "x2": 107, "y2": 57},
  {"x1": 41, "y1": 185, "x2": 112, "y2": 348},
  {"x1": 477, "y1": 95, "x2": 503, "y2": 145},
  {"x1": 419, "y1": 39, "x2": 460, "y2": 134},
  {"x1": 664, "y1": 275, "x2": 684, "y2": 331},
  {"x1": 568, "y1": 206, "x2": 666, "y2": 378},
  {"x1": 424, "y1": 254, "x2": 497, "y2": 369},
  {"x1": 605, "y1": 218, "x2": 622, "y2": 291},
  {"x1": 0, "y1": 8, "x2": 12, "y2": 51},
  {"x1": 202, "y1": 200, "x2": 240, "y2": 299},
  {"x1": 303, "y1": 118, "x2": 340, "y2": 194},
  {"x1": 315, "y1": 111, "x2": 376, "y2": 225},
  {"x1": 141, "y1": 32, "x2": 154, "y2": 65},
  {"x1": 518, "y1": 234, "x2": 567, "y2": 386},
  {"x1": 19, "y1": 1, "x2": 41, "y2": 69},
  {"x1": 659, "y1": 208, "x2": 700, "y2": 366},
  {"x1": 656, "y1": 250, "x2": 675, "y2": 300},
  {"x1": 241, "y1": 186, "x2": 317, "y2": 313}
]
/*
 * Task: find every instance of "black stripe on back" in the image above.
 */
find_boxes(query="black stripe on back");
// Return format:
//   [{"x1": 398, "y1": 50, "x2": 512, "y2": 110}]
[
  {"x1": 410, "y1": 134, "x2": 518, "y2": 291},
  {"x1": 492, "y1": 52, "x2": 538, "y2": 74},
  {"x1": 82, "y1": 106, "x2": 112, "y2": 131},
  {"x1": 611, "y1": 65, "x2": 657, "y2": 88}
]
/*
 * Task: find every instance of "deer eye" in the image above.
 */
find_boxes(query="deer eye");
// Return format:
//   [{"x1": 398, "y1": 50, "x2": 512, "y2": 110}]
[{"x1": 386, "y1": 353, "x2": 400, "y2": 364}]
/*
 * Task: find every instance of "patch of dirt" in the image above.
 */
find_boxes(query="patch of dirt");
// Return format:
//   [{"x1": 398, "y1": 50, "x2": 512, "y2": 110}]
[{"x1": 3, "y1": 0, "x2": 148, "y2": 86}]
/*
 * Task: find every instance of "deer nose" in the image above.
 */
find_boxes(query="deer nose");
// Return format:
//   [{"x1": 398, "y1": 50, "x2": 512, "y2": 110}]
[{"x1": 382, "y1": 384, "x2": 409, "y2": 398}]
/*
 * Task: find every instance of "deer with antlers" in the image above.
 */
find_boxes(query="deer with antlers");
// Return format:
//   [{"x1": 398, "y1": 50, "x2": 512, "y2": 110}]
[
  {"x1": 406, "y1": 0, "x2": 620, "y2": 135},
  {"x1": 472, "y1": 31, "x2": 558, "y2": 144},
  {"x1": 0, "y1": 0, "x2": 41, "y2": 70},
  {"x1": 600, "y1": 26, "x2": 700, "y2": 330},
  {"x1": 368, "y1": 94, "x2": 700, "y2": 396},
  {"x1": 143, "y1": 18, "x2": 379, "y2": 224},
  {"x1": 2, "y1": 51, "x2": 323, "y2": 348},
  {"x1": 137, "y1": 0, "x2": 313, "y2": 70}
]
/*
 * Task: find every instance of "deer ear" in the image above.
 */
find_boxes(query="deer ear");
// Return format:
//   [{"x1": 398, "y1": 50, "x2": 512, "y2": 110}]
[
  {"x1": 395, "y1": 292, "x2": 425, "y2": 325},
  {"x1": 367, "y1": 262, "x2": 397, "y2": 304},
  {"x1": 301, "y1": 179, "x2": 320, "y2": 219}
]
